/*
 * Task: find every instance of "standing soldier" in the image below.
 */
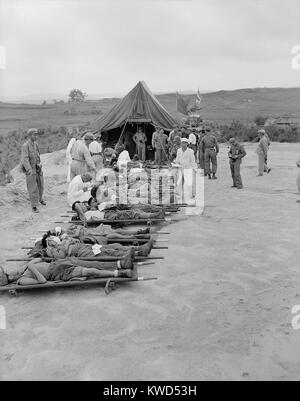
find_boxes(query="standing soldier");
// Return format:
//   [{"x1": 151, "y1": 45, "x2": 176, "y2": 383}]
[
  {"x1": 152, "y1": 128, "x2": 168, "y2": 166},
  {"x1": 89, "y1": 132, "x2": 103, "y2": 172},
  {"x1": 200, "y1": 127, "x2": 219, "y2": 179},
  {"x1": 228, "y1": 137, "x2": 246, "y2": 189},
  {"x1": 197, "y1": 129, "x2": 205, "y2": 170},
  {"x1": 21, "y1": 128, "x2": 46, "y2": 213},
  {"x1": 256, "y1": 129, "x2": 271, "y2": 176},
  {"x1": 133, "y1": 127, "x2": 147, "y2": 162},
  {"x1": 70, "y1": 132, "x2": 96, "y2": 180}
]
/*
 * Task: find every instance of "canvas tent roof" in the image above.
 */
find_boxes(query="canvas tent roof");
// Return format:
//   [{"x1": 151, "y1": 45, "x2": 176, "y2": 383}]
[{"x1": 95, "y1": 81, "x2": 178, "y2": 131}]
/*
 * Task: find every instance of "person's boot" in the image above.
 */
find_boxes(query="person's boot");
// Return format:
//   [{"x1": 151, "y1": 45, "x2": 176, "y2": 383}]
[
  {"x1": 135, "y1": 239, "x2": 154, "y2": 256},
  {"x1": 137, "y1": 228, "x2": 150, "y2": 235},
  {"x1": 117, "y1": 269, "x2": 133, "y2": 278},
  {"x1": 32, "y1": 207, "x2": 39, "y2": 213},
  {"x1": 40, "y1": 200, "x2": 47, "y2": 206},
  {"x1": 120, "y1": 248, "x2": 135, "y2": 269},
  {"x1": 208, "y1": 174, "x2": 211, "y2": 180},
  {"x1": 152, "y1": 211, "x2": 164, "y2": 219},
  {"x1": 212, "y1": 173, "x2": 217, "y2": 180}
]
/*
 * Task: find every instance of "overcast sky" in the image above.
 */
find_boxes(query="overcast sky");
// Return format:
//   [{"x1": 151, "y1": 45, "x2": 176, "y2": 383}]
[{"x1": 0, "y1": 0, "x2": 300, "y2": 99}]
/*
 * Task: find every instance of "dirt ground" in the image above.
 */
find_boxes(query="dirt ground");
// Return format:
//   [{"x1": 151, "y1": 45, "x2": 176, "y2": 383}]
[{"x1": 0, "y1": 142, "x2": 300, "y2": 381}]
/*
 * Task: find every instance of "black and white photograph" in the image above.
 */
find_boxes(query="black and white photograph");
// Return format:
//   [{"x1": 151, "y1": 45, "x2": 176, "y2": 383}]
[{"x1": 0, "y1": 0, "x2": 300, "y2": 384}]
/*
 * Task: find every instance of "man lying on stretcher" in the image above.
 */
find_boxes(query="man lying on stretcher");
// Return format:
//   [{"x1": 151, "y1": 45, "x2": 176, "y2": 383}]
[
  {"x1": 45, "y1": 225, "x2": 151, "y2": 245},
  {"x1": 0, "y1": 249, "x2": 136, "y2": 286},
  {"x1": 72, "y1": 197, "x2": 165, "y2": 224},
  {"x1": 28, "y1": 233, "x2": 154, "y2": 259}
]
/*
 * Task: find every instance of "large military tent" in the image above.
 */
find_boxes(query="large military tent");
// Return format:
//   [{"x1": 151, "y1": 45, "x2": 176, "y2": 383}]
[{"x1": 94, "y1": 81, "x2": 178, "y2": 157}]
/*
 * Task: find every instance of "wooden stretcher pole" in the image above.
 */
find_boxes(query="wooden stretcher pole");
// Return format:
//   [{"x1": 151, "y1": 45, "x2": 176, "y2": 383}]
[
  {"x1": 22, "y1": 245, "x2": 168, "y2": 250},
  {"x1": 6, "y1": 256, "x2": 165, "y2": 262}
]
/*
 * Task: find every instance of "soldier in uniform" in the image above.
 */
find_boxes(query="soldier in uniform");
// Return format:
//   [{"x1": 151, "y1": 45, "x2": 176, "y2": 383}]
[
  {"x1": 152, "y1": 128, "x2": 168, "y2": 166},
  {"x1": 21, "y1": 128, "x2": 46, "y2": 213},
  {"x1": 200, "y1": 128, "x2": 219, "y2": 179},
  {"x1": 133, "y1": 127, "x2": 147, "y2": 162},
  {"x1": 228, "y1": 137, "x2": 247, "y2": 189}
]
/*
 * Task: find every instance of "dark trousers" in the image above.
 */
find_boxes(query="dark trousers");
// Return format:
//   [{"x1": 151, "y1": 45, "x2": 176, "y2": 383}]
[
  {"x1": 204, "y1": 149, "x2": 217, "y2": 175},
  {"x1": 199, "y1": 150, "x2": 205, "y2": 169},
  {"x1": 155, "y1": 148, "x2": 166, "y2": 165},
  {"x1": 230, "y1": 159, "x2": 243, "y2": 188},
  {"x1": 26, "y1": 172, "x2": 44, "y2": 208}
]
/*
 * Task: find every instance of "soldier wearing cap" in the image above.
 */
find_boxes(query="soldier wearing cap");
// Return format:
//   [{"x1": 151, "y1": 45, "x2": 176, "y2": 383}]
[
  {"x1": 70, "y1": 132, "x2": 96, "y2": 180},
  {"x1": 89, "y1": 132, "x2": 103, "y2": 171},
  {"x1": 256, "y1": 129, "x2": 271, "y2": 176},
  {"x1": 197, "y1": 128, "x2": 205, "y2": 170},
  {"x1": 133, "y1": 127, "x2": 147, "y2": 162},
  {"x1": 200, "y1": 127, "x2": 219, "y2": 179},
  {"x1": 21, "y1": 128, "x2": 46, "y2": 213},
  {"x1": 228, "y1": 137, "x2": 246, "y2": 189}
]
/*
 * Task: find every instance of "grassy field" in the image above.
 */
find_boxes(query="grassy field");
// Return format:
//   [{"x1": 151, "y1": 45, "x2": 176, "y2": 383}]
[
  {"x1": 1, "y1": 87, "x2": 300, "y2": 137},
  {"x1": 1, "y1": 87, "x2": 300, "y2": 183}
]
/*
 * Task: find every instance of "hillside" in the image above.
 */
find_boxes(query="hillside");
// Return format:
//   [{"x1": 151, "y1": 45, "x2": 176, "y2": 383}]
[
  {"x1": 1, "y1": 87, "x2": 300, "y2": 137},
  {"x1": 158, "y1": 87, "x2": 300, "y2": 124}
]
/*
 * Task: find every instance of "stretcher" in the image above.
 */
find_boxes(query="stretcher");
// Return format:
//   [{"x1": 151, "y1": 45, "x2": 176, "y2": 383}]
[
  {"x1": 54, "y1": 218, "x2": 173, "y2": 226},
  {"x1": 0, "y1": 276, "x2": 158, "y2": 296},
  {"x1": 6, "y1": 256, "x2": 165, "y2": 262},
  {"x1": 21, "y1": 244, "x2": 168, "y2": 250}
]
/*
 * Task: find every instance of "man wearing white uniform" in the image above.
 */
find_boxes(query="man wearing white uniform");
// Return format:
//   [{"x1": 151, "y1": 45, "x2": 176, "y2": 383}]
[
  {"x1": 173, "y1": 138, "x2": 197, "y2": 204},
  {"x1": 70, "y1": 132, "x2": 96, "y2": 180},
  {"x1": 67, "y1": 173, "x2": 93, "y2": 207},
  {"x1": 89, "y1": 133, "x2": 103, "y2": 172},
  {"x1": 66, "y1": 137, "x2": 77, "y2": 183},
  {"x1": 117, "y1": 145, "x2": 131, "y2": 169}
]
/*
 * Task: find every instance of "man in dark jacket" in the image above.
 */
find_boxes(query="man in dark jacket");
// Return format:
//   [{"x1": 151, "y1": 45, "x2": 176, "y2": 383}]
[
  {"x1": 21, "y1": 128, "x2": 46, "y2": 213},
  {"x1": 228, "y1": 138, "x2": 247, "y2": 189}
]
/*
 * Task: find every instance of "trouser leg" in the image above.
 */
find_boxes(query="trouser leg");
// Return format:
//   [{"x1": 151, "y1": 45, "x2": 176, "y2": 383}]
[
  {"x1": 210, "y1": 150, "x2": 217, "y2": 174},
  {"x1": 204, "y1": 150, "x2": 211, "y2": 175},
  {"x1": 36, "y1": 173, "x2": 44, "y2": 202},
  {"x1": 157, "y1": 149, "x2": 162, "y2": 165},
  {"x1": 141, "y1": 145, "x2": 146, "y2": 161},
  {"x1": 230, "y1": 161, "x2": 236, "y2": 186},
  {"x1": 26, "y1": 173, "x2": 39, "y2": 208},
  {"x1": 199, "y1": 151, "x2": 205, "y2": 169},
  {"x1": 234, "y1": 160, "x2": 243, "y2": 188},
  {"x1": 258, "y1": 153, "x2": 264, "y2": 175},
  {"x1": 68, "y1": 258, "x2": 118, "y2": 270}
]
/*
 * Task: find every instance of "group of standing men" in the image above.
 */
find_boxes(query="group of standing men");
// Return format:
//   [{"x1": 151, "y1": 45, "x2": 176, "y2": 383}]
[{"x1": 20, "y1": 125, "x2": 273, "y2": 213}]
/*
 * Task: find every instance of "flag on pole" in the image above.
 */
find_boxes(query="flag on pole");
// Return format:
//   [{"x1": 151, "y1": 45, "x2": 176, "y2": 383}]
[{"x1": 176, "y1": 93, "x2": 189, "y2": 115}]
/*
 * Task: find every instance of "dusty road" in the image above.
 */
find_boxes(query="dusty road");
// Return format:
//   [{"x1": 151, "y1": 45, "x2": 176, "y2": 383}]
[{"x1": 0, "y1": 143, "x2": 300, "y2": 381}]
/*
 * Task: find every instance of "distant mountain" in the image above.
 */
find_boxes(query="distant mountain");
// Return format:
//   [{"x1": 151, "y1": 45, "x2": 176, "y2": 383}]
[{"x1": 0, "y1": 89, "x2": 212, "y2": 104}]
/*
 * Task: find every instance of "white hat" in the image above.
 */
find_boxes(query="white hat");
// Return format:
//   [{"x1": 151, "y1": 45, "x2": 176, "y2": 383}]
[
  {"x1": 258, "y1": 129, "x2": 266, "y2": 135},
  {"x1": 83, "y1": 132, "x2": 94, "y2": 141},
  {"x1": 181, "y1": 138, "x2": 189, "y2": 143}
]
